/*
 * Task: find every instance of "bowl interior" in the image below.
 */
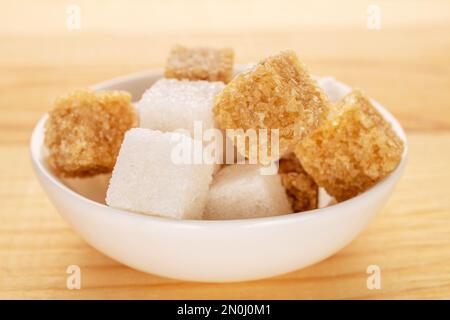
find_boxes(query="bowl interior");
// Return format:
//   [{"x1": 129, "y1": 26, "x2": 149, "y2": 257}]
[{"x1": 30, "y1": 69, "x2": 408, "y2": 222}]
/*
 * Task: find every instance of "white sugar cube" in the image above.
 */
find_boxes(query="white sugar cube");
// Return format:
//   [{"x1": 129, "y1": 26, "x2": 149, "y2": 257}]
[
  {"x1": 204, "y1": 164, "x2": 292, "y2": 220},
  {"x1": 316, "y1": 76, "x2": 351, "y2": 103},
  {"x1": 106, "y1": 128, "x2": 214, "y2": 219},
  {"x1": 318, "y1": 188, "x2": 336, "y2": 208},
  {"x1": 137, "y1": 78, "x2": 225, "y2": 135}
]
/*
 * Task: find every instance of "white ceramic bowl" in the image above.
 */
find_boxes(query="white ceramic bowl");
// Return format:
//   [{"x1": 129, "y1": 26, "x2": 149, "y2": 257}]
[{"x1": 30, "y1": 69, "x2": 407, "y2": 282}]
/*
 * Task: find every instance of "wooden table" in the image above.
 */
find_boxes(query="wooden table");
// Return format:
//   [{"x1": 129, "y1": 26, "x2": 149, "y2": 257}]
[{"x1": 1, "y1": 0, "x2": 449, "y2": 299}]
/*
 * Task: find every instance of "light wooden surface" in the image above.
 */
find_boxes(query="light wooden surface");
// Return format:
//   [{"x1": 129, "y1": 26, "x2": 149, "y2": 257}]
[{"x1": 1, "y1": 0, "x2": 450, "y2": 299}]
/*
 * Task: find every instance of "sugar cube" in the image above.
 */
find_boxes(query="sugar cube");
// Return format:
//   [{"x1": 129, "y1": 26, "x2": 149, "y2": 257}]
[
  {"x1": 106, "y1": 128, "x2": 214, "y2": 219},
  {"x1": 45, "y1": 90, "x2": 137, "y2": 177},
  {"x1": 278, "y1": 152, "x2": 318, "y2": 212},
  {"x1": 137, "y1": 78, "x2": 225, "y2": 136},
  {"x1": 204, "y1": 164, "x2": 292, "y2": 220},
  {"x1": 316, "y1": 76, "x2": 352, "y2": 103},
  {"x1": 318, "y1": 188, "x2": 337, "y2": 208},
  {"x1": 165, "y1": 45, "x2": 234, "y2": 83},
  {"x1": 295, "y1": 90, "x2": 404, "y2": 202},
  {"x1": 213, "y1": 50, "x2": 330, "y2": 161}
]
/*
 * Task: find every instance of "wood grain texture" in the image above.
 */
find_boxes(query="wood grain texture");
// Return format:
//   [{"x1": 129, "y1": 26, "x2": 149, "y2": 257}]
[{"x1": 1, "y1": 0, "x2": 449, "y2": 299}]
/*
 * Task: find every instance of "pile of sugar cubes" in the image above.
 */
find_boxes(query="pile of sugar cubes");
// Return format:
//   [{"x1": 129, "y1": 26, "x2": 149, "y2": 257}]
[{"x1": 44, "y1": 45, "x2": 404, "y2": 220}]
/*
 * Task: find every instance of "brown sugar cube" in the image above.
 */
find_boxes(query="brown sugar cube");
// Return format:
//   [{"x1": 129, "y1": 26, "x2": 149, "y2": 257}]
[
  {"x1": 165, "y1": 45, "x2": 234, "y2": 83},
  {"x1": 213, "y1": 50, "x2": 330, "y2": 161},
  {"x1": 295, "y1": 90, "x2": 404, "y2": 202},
  {"x1": 279, "y1": 152, "x2": 318, "y2": 212},
  {"x1": 45, "y1": 90, "x2": 137, "y2": 177}
]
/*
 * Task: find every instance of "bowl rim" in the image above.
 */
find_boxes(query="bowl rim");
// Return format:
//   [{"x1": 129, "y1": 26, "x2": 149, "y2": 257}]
[{"x1": 30, "y1": 68, "x2": 408, "y2": 227}]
